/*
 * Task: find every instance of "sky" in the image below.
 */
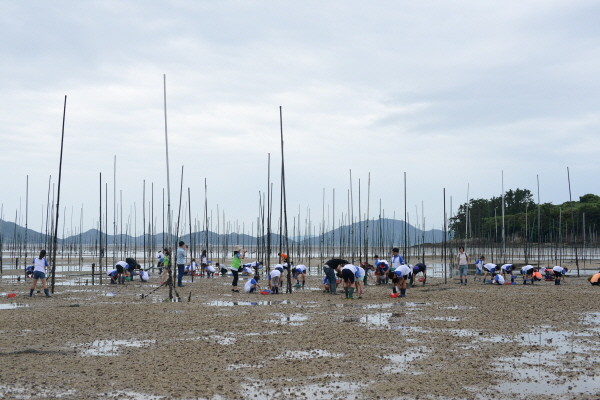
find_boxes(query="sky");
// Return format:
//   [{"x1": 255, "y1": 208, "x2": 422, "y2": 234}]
[{"x1": 1, "y1": 0, "x2": 599, "y2": 238}]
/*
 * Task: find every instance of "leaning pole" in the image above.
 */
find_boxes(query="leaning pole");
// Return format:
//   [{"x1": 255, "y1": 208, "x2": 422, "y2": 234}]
[{"x1": 50, "y1": 95, "x2": 67, "y2": 294}]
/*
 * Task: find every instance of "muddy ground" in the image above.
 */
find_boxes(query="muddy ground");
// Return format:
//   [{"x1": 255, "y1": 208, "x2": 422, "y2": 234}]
[{"x1": 1, "y1": 268, "x2": 599, "y2": 400}]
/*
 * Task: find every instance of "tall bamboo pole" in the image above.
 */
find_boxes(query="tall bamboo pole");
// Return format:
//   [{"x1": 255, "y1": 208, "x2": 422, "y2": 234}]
[{"x1": 50, "y1": 95, "x2": 67, "y2": 293}]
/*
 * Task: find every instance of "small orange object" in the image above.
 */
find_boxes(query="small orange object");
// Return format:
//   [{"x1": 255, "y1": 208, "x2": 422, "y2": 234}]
[
  {"x1": 389, "y1": 293, "x2": 399, "y2": 298},
  {"x1": 7, "y1": 293, "x2": 17, "y2": 298},
  {"x1": 418, "y1": 277, "x2": 425, "y2": 282}
]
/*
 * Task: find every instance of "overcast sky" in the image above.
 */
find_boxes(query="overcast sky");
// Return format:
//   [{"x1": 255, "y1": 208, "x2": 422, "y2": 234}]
[{"x1": 1, "y1": 0, "x2": 599, "y2": 238}]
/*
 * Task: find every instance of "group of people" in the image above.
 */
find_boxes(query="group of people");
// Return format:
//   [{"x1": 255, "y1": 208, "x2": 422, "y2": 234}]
[
  {"x1": 24, "y1": 243, "x2": 598, "y2": 298},
  {"x1": 459, "y1": 247, "x2": 571, "y2": 286}
]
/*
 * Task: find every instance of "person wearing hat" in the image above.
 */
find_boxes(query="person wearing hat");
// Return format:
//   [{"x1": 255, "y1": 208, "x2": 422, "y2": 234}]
[{"x1": 230, "y1": 247, "x2": 246, "y2": 293}]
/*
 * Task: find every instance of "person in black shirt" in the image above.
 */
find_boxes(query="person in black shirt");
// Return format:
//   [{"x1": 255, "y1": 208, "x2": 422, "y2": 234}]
[{"x1": 323, "y1": 259, "x2": 348, "y2": 295}]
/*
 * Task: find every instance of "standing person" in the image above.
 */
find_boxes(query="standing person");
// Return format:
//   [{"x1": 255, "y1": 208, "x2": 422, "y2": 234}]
[
  {"x1": 474, "y1": 256, "x2": 485, "y2": 282},
  {"x1": 160, "y1": 248, "x2": 171, "y2": 284},
  {"x1": 390, "y1": 248, "x2": 405, "y2": 271},
  {"x1": 29, "y1": 250, "x2": 51, "y2": 297},
  {"x1": 200, "y1": 250, "x2": 208, "y2": 277},
  {"x1": 176, "y1": 241, "x2": 186, "y2": 288},
  {"x1": 231, "y1": 247, "x2": 246, "y2": 293},
  {"x1": 323, "y1": 259, "x2": 348, "y2": 295},
  {"x1": 156, "y1": 250, "x2": 165, "y2": 274},
  {"x1": 456, "y1": 246, "x2": 470, "y2": 285}
]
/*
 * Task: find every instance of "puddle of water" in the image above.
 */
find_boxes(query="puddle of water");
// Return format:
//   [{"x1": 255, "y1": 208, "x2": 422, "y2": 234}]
[
  {"x1": 207, "y1": 300, "x2": 292, "y2": 307},
  {"x1": 242, "y1": 380, "x2": 365, "y2": 400},
  {"x1": 431, "y1": 316, "x2": 461, "y2": 322},
  {"x1": 382, "y1": 346, "x2": 431, "y2": 373},
  {"x1": 443, "y1": 305, "x2": 475, "y2": 310},
  {"x1": 0, "y1": 303, "x2": 30, "y2": 310},
  {"x1": 0, "y1": 385, "x2": 77, "y2": 399},
  {"x1": 268, "y1": 313, "x2": 308, "y2": 325},
  {"x1": 76, "y1": 339, "x2": 155, "y2": 356},
  {"x1": 488, "y1": 326, "x2": 598, "y2": 397},
  {"x1": 105, "y1": 391, "x2": 169, "y2": 399},
  {"x1": 275, "y1": 349, "x2": 343, "y2": 360}
]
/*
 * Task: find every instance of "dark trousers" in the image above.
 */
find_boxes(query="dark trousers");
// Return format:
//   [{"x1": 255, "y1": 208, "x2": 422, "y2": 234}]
[
  {"x1": 177, "y1": 264, "x2": 185, "y2": 286},
  {"x1": 323, "y1": 266, "x2": 337, "y2": 294},
  {"x1": 232, "y1": 270, "x2": 239, "y2": 286}
]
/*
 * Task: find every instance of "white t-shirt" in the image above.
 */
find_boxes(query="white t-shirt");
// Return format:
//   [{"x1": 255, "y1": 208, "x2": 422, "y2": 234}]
[
  {"x1": 475, "y1": 260, "x2": 483, "y2": 271},
  {"x1": 244, "y1": 278, "x2": 258, "y2": 293},
  {"x1": 342, "y1": 264, "x2": 358, "y2": 274},
  {"x1": 484, "y1": 263, "x2": 496, "y2": 272},
  {"x1": 140, "y1": 270, "x2": 150, "y2": 281},
  {"x1": 33, "y1": 257, "x2": 48, "y2": 273},
  {"x1": 521, "y1": 265, "x2": 534, "y2": 274},
  {"x1": 552, "y1": 266, "x2": 566, "y2": 274},
  {"x1": 116, "y1": 261, "x2": 128, "y2": 269},
  {"x1": 391, "y1": 255, "x2": 403, "y2": 270},
  {"x1": 296, "y1": 264, "x2": 307, "y2": 273},
  {"x1": 395, "y1": 264, "x2": 412, "y2": 277},
  {"x1": 501, "y1": 264, "x2": 513, "y2": 272},
  {"x1": 269, "y1": 269, "x2": 281, "y2": 280},
  {"x1": 156, "y1": 252, "x2": 164, "y2": 262},
  {"x1": 457, "y1": 252, "x2": 468, "y2": 265},
  {"x1": 493, "y1": 274, "x2": 505, "y2": 284},
  {"x1": 206, "y1": 265, "x2": 216, "y2": 273}
]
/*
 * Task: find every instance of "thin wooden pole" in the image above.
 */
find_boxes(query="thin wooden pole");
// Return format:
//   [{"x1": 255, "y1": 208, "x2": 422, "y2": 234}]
[{"x1": 50, "y1": 95, "x2": 67, "y2": 294}]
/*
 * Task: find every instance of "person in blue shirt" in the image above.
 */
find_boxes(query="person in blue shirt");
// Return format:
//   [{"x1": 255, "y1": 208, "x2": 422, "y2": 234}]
[
  {"x1": 410, "y1": 263, "x2": 427, "y2": 286},
  {"x1": 390, "y1": 248, "x2": 405, "y2": 270}
]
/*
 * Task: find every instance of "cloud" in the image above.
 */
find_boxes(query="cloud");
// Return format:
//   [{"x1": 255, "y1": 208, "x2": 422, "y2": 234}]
[{"x1": 1, "y1": 1, "x2": 599, "y2": 236}]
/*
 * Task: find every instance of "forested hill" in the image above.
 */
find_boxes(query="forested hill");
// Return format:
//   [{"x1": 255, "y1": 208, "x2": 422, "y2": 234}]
[{"x1": 449, "y1": 190, "x2": 600, "y2": 241}]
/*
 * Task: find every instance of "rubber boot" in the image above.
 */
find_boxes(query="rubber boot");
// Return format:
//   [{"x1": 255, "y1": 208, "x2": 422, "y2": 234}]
[
  {"x1": 44, "y1": 288, "x2": 51, "y2": 297},
  {"x1": 464, "y1": 279, "x2": 467, "y2": 285},
  {"x1": 348, "y1": 288, "x2": 354, "y2": 299},
  {"x1": 392, "y1": 287, "x2": 397, "y2": 294},
  {"x1": 409, "y1": 276, "x2": 414, "y2": 287},
  {"x1": 29, "y1": 289, "x2": 34, "y2": 297},
  {"x1": 555, "y1": 279, "x2": 561, "y2": 285},
  {"x1": 400, "y1": 288, "x2": 406, "y2": 298},
  {"x1": 344, "y1": 287, "x2": 349, "y2": 298}
]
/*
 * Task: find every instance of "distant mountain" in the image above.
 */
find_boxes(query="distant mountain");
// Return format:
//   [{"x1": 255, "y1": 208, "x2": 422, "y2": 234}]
[{"x1": 1, "y1": 218, "x2": 447, "y2": 249}]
